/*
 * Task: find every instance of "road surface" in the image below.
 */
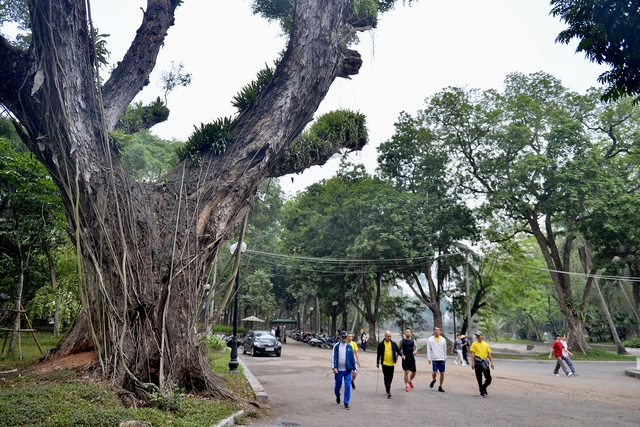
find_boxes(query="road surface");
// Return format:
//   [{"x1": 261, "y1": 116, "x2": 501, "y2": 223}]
[{"x1": 242, "y1": 339, "x2": 639, "y2": 427}]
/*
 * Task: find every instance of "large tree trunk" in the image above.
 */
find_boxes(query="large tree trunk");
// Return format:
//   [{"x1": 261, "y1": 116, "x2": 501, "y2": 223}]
[
  {"x1": 528, "y1": 214, "x2": 590, "y2": 351},
  {"x1": 1, "y1": 0, "x2": 369, "y2": 399},
  {"x1": 405, "y1": 268, "x2": 444, "y2": 331},
  {"x1": 355, "y1": 272, "x2": 383, "y2": 346}
]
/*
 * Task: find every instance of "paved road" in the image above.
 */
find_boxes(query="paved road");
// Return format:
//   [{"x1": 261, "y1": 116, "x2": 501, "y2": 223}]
[{"x1": 242, "y1": 340, "x2": 639, "y2": 427}]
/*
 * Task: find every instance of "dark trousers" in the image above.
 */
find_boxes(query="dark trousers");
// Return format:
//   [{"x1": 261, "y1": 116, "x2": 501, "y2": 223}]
[
  {"x1": 553, "y1": 357, "x2": 569, "y2": 375},
  {"x1": 361, "y1": 341, "x2": 367, "y2": 352},
  {"x1": 382, "y1": 364, "x2": 394, "y2": 394},
  {"x1": 474, "y1": 365, "x2": 492, "y2": 394},
  {"x1": 462, "y1": 347, "x2": 469, "y2": 364}
]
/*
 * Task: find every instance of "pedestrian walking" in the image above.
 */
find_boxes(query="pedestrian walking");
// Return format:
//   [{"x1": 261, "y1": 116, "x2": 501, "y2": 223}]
[
  {"x1": 400, "y1": 328, "x2": 418, "y2": 392},
  {"x1": 560, "y1": 334, "x2": 578, "y2": 376},
  {"x1": 461, "y1": 334, "x2": 469, "y2": 364},
  {"x1": 360, "y1": 329, "x2": 368, "y2": 352},
  {"x1": 453, "y1": 334, "x2": 465, "y2": 365},
  {"x1": 549, "y1": 334, "x2": 571, "y2": 376},
  {"x1": 332, "y1": 330, "x2": 357, "y2": 410},
  {"x1": 347, "y1": 332, "x2": 360, "y2": 389},
  {"x1": 376, "y1": 330, "x2": 400, "y2": 398},
  {"x1": 470, "y1": 331, "x2": 494, "y2": 397},
  {"x1": 426, "y1": 327, "x2": 447, "y2": 392}
]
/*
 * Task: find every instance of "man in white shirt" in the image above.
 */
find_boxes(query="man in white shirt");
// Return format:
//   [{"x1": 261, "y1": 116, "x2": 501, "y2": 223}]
[
  {"x1": 426, "y1": 327, "x2": 448, "y2": 392},
  {"x1": 561, "y1": 334, "x2": 578, "y2": 376}
]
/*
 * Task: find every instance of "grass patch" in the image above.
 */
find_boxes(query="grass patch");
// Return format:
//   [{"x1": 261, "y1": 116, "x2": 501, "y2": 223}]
[
  {"x1": 0, "y1": 379, "x2": 240, "y2": 427},
  {"x1": 491, "y1": 354, "x2": 526, "y2": 360},
  {"x1": 206, "y1": 349, "x2": 254, "y2": 400},
  {"x1": 531, "y1": 348, "x2": 636, "y2": 361},
  {"x1": 0, "y1": 333, "x2": 256, "y2": 427},
  {"x1": 0, "y1": 332, "x2": 62, "y2": 371}
]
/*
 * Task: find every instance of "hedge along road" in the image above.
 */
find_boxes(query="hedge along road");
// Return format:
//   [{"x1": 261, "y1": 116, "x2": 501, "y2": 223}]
[{"x1": 242, "y1": 339, "x2": 639, "y2": 427}]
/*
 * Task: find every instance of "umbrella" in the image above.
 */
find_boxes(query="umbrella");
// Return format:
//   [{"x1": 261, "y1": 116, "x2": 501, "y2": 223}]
[{"x1": 241, "y1": 315, "x2": 264, "y2": 322}]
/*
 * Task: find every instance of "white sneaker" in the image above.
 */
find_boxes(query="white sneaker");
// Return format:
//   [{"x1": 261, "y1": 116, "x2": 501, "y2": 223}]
[
  {"x1": 553, "y1": 373, "x2": 560, "y2": 376},
  {"x1": 567, "y1": 373, "x2": 573, "y2": 377},
  {"x1": 454, "y1": 362, "x2": 459, "y2": 365}
]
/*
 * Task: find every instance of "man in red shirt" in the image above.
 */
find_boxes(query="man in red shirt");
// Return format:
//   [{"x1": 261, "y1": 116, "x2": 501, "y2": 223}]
[{"x1": 548, "y1": 334, "x2": 571, "y2": 376}]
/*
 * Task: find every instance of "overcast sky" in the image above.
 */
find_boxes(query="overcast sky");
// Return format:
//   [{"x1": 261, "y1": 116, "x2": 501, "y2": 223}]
[{"x1": 90, "y1": 0, "x2": 606, "y2": 196}]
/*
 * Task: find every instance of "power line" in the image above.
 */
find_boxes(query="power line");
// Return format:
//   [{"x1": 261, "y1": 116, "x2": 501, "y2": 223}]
[{"x1": 247, "y1": 249, "x2": 640, "y2": 283}]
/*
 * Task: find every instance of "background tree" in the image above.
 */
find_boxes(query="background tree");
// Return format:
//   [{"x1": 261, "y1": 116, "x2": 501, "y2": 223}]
[
  {"x1": 376, "y1": 111, "x2": 477, "y2": 335},
  {"x1": 420, "y1": 72, "x2": 640, "y2": 350},
  {"x1": 281, "y1": 162, "x2": 398, "y2": 341},
  {"x1": 551, "y1": 0, "x2": 640, "y2": 102},
  {"x1": 0, "y1": 135, "x2": 65, "y2": 354}
]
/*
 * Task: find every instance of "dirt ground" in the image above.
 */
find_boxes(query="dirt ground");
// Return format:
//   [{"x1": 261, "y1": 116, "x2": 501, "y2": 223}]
[{"x1": 242, "y1": 340, "x2": 640, "y2": 427}]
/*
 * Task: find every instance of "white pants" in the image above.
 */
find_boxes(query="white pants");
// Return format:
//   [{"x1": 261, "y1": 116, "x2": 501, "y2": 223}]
[{"x1": 454, "y1": 349, "x2": 465, "y2": 365}]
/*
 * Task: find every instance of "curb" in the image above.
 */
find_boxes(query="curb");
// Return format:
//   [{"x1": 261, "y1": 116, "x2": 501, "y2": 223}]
[
  {"x1": 624, "y1": 368, "x2": 640, "y2": 379},
  {"x1": 238, "y1": 357, "x2": 268, "y2": 403},
  {"x1": 212, "y1": 410, "x2": 244, "y2": 427}
]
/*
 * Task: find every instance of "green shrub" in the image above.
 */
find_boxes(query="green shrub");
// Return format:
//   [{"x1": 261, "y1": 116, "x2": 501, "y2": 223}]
[
  {"x1": 206, "y1": 335, "x2": 227, "y2": 352},
  {"x1": 211, "y1": 325, "x2": 248, "y2": 335},
  {"x1": 623, "y1": 338, "x2": 640, "y2": 348}
]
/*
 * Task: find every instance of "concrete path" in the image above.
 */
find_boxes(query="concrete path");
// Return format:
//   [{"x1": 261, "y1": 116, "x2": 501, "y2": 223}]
[{"x1": 242, "y1": 340, "x2": 639, "y2": 427}]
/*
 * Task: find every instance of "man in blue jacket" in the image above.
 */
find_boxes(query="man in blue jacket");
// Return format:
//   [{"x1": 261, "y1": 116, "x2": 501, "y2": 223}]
[{"x1": 332, "y1": 330, "x2": 357, "y2": 410}]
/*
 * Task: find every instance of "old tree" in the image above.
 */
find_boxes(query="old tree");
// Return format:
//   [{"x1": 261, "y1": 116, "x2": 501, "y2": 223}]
[{"x1": 0, "y1": 0, "x2": 385, "y2": 398}]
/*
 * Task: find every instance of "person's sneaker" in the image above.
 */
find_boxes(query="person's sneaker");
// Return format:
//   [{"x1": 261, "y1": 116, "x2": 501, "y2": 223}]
[
  {"x1": 567, "y1": 373, "x2": 573, "y2": 377},
  {"x1": 573, "y1": 373, "x2": 579, "y2": 376},
  {"x1": 409, "y1": 381, "x2": 414, "y2": 389},
  {"x1": 438, "y1": 386, "x2": 445, "y2": 393},
  {"x1": 386, "y1": 392, "x2": 392, "y2": 399},
  {"x1": 336, "y1": 395, "x2": 340, "y2": 404},
  {"x1": 430, "y1": 380, "x2": 436, "y2": 388},
  {"x1": 480, "y1": 393, "x2": 486, "y2": 398},
  {"x1": 352, "y1": 381, "x2": 356, "y2": 389},
  {"x1": 405, "y1": 385, "x2": 410, "y2": 392},
  {"x1": 344, "y1": 404, "x2": 350, "y2": 410},
  {"x1": 454, "y1": 361, "x2": 459, "y2": 365},
  {"x1": 553, "y1": 373, "x2": 560, "y2": 376}
]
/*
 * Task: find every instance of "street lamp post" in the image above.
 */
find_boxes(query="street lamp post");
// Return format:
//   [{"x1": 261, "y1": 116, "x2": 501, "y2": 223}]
[
  {"x1": 309, "y1": 306, "x2": 314, "y2": 332},
  {"x1": 229, "y1": 241, "x2": 247, "y2": 373}
]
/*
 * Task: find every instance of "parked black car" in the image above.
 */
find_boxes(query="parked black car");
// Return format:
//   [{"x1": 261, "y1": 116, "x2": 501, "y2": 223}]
[{"x1": 242, "y1": 330, "x2": 281, "y2": 357}]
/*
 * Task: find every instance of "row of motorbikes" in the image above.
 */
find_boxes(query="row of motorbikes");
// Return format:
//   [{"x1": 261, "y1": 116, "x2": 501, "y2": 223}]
[{"x1": 288, "y1": 330, "x2": 338, "y2": 349}]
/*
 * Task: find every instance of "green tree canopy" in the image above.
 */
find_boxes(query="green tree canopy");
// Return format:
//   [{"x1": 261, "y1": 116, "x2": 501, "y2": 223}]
[{"x1": 551, "y1": 0, "x2": 640, "y2": 102}]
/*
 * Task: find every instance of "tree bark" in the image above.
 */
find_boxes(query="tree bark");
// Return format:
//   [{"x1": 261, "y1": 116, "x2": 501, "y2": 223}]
[
  {"x1": 355, "y1": 272, "x2": 383, "y2": 346},
  {"x1": 0, "y1": 0, "x2": 369, "y2": 398},
  {"x1": 527, "y1": 213, "x2": 590, "y2": 351}
]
